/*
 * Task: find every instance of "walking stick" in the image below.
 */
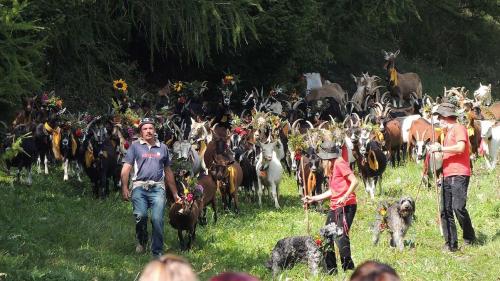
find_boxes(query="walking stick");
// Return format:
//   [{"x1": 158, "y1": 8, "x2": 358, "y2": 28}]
[
  {"x1": 301, "y1": 157, "x2": 311, "y2": 235},
  {"x1": 431, "y1": 119, "x2": 443, "y2": 236}
]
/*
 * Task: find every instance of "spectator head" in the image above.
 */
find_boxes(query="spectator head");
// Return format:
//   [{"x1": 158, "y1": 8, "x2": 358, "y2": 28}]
[
  {"x1": 350, "y1": 260, "x2": 400, "y2": 281},
  {"x1": 209, "y1": 272, "x2": 260, "y2": 281},
  {"x1": 139, "y1": 254, "x2": 198, "y2": 281}
]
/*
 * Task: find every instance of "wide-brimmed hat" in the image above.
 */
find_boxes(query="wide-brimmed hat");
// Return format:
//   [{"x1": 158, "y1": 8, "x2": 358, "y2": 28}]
[
  {"x1": 138, "y1": 117, "x2": 155, "y2": 129},
  {"x1": 432, "y1": 102, "x2": 458, "y2": 118},
  {"x1": 317, "y1": 141, "x2": 340, "y2": 160}
]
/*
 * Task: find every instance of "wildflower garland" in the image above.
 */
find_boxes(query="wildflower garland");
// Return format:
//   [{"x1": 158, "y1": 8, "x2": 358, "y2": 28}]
[
  {"x1": 314, "y1": 223, "x2": 344, "y2": 253},
  {"x1": 288, "y1": 132, "x2": 306, "y2": 152},
  {"x1": 45, "y1": 94, "x2": 63, "y2": 109}
]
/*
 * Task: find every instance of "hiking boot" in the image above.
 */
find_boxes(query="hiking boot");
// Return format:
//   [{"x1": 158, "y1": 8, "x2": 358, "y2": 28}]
[
  {"x1": 442, "y1": 243, "x2": 458, "y2": 253},
  {"x1": 464, "y1": 238, "x2": 477, "y2": 246},
  {"x1": 135, "y1": 243, "x2": 145, "y2": 254}
]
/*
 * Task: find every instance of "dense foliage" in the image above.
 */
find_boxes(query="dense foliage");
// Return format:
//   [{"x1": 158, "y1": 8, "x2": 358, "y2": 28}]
[{"x1": 0, "y1": 0, "x2": 499, "y2": 114}]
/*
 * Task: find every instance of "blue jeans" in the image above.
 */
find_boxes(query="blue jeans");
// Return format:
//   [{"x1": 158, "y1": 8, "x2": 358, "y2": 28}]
[{"x1": 131, "y1": 186, "x2": 166, "y2": 256}]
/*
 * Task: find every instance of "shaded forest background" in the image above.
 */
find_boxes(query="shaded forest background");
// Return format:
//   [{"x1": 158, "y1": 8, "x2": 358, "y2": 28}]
[{"x1": 1, "y1": 0, "x2": 499, "y2": 118}]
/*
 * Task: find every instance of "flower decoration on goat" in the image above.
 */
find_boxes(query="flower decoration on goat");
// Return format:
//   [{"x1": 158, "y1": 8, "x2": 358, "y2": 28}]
[
  {"x1": 181, "y1": 177, "x2": 204, "y2": 203},
  {"x1": 46, "y1": 94, "x2": 64, "y2": 109},
  {"x1": 289, "y1": 132, "x2": 306, "y2": 152},
  {"x1": 173, "y1": 81, "x2": 184, "y2": 92},
  {"x1": 113, "y1": 79, "x2": 128, "y2": 92},
  {"x1": 221, "y1": 72, "x2": 239, "y2": 87}
]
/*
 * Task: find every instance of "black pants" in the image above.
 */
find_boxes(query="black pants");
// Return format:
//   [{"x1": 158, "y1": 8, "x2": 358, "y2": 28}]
[
  {"x1": 441, "y1": 175, "x2": 475, "y2": 248},
  {"x1": 325, "y1": 204, "x2": 356, "y2": 272}
]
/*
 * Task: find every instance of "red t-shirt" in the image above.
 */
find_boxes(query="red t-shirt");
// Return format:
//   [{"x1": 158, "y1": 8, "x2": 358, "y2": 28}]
[
  {"x1": 442, "y1": 124, "x2": 471, "y2": 177},
  {"x1": 329, "y1": 158, "x2": 357, "y2": 210}
]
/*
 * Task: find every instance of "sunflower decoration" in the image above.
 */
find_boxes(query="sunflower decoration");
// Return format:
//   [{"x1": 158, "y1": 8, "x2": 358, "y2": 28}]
[
  {"x1": 173, "y1": 81, "x2": 184, "y2": 93},
  {"x1": 113, "y1": 79, "x2": 128, "y2": 92},
  {"x1": 222, "y1": 73, "x2": 239, "y2": 86}
]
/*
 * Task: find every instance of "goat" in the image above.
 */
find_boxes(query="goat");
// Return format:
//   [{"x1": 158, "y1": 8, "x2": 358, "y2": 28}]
[
  {"x1": 407, "y1": 118, "x2": 439, "y2": 163},
  {"x1": 3, "y1": 125, "x2": 37, "y2": 186},
  {"x1": 479, "y1": 120, "x2": 500, "y2": 170},
  {"x1": 169, "y1": 192, "x2": 202, "y2": 251},
  {"x1": 382, "y1": 50, "x2": 422, "y2": 107},
  {"x1": 256, "y1": 141, "x2": 284, "y2": 209},
  {"x1": 352, "y1": 127, "x2": 387, "y2": 199},
  {"x1": 381, "y1": 118, "x2": 403, "y2": 167},
  {"x1": 209, "y1": 154, "x2": 243, "y2": 213},
  {"x1": 473, "y1": 83, "x2": 492, "y2": 106},
  {"x1": 197, "y1": 175, "x2": 218, "y2": 225}
]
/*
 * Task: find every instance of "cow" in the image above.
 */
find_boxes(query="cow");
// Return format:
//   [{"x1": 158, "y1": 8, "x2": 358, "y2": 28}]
[{"x1": 256, "y1": 141, "x2": 284, "y2": 209}]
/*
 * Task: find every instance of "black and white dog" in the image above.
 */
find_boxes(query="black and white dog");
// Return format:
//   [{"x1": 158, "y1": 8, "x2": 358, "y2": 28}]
[
  {"x1": 372, "y1": 197, "x2": 416, "y2": 251},
  {"x1": 265, "y1": 223, "x2": 343, "y2": 277}
]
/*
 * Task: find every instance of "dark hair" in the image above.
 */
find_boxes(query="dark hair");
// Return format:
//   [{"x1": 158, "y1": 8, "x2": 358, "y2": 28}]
[
  {"x1": 209, "y1": 272, "x2": 260, "y2": 281},
  {"x1": 350, "y1": 260, "x2": 400, "y2": 281}
]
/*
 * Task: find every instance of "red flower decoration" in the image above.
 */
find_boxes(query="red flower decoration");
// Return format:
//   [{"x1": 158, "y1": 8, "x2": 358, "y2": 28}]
[
  {"x1": 75, "y1": 128, "x2": 82, "y2": 138},
  {"x1": 315, "y1": 239, "x2": 322, "y2": 246},
  {"x1": 294, "y1": 151, "x2": 302, "y2": 161},
  {"x1": 124, "y1": 141, "x2": 130, "y2": 150}
]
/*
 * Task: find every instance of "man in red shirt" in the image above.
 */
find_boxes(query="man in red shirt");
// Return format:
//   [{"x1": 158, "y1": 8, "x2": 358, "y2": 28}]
[{"x1": 430, "y1": 103, "x2": 476, "y2": 252}]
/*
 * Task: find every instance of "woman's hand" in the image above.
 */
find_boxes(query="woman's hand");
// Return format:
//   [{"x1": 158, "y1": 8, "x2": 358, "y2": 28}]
[
  {"x1": 337, "y1": 194, "x2": 348, "y2": 205},
  {"x1": 302, "y1": 195, "x2": 315, "y2": 204}
]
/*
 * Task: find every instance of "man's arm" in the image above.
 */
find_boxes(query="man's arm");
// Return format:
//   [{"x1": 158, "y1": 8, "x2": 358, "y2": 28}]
[
  {"x1": 442, "y1": 141, "x2": 465, "y2": 153},
  {"x1": 165, "y1": 166, "x2": 180, "y2": 202},
  {"x1": 121, "y1": 163, "x2": 132, "y2": 201}
]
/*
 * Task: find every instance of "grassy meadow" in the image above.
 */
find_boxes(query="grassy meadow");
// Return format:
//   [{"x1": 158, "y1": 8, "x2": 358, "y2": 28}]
[{"x1": 0, "y1": 160, "x2": 499, "y2": 281}]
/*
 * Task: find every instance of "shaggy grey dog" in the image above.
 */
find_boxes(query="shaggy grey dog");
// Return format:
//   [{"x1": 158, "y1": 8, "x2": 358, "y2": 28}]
[
  {"x1": 372, "y1": 197, "x2": 416, "y2": 251},
  {"x1": 265, "y1": 223, "x2": 343, "y2": 277}
]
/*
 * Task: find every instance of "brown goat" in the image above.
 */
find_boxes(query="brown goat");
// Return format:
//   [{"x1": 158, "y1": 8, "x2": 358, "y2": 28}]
[
  {"x1": 210, "y1": 154, "x2": 243, "y2": 213},
  {"x1": 382, "y1": 118, "x2": 403, "y2": 167},
  {"x1": 383, "y1": 50, "x2": 422, "y2": 107},
  {"x1": 197, "y1": 174, "x2": 218, "y2": 225},
  {"x1": 407, "y1": 118, "x2": 440, "y2": 162},
  {"x1": 169, "y1": 196, "x2": 202, "y2": 251}
]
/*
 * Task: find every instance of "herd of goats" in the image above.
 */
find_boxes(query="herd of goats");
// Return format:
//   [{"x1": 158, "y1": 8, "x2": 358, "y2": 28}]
[{"x1": 2, "y1": 50, "x2": 499, "y2": 222}]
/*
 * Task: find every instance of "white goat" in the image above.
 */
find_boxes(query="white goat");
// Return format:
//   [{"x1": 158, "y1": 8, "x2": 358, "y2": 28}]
[
  {"x1": 479, "y1": 120, "x2": 500, "y2": 170},
  {"x1": 474, "y1": 83, "x2": 492, "y2": 106},
  {"x1": 256, "y1": 141, "x2": 283, "y2": 209}
]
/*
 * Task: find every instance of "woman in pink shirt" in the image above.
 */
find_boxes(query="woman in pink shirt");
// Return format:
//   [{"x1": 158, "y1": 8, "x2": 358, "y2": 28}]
[{"x1": 304, "y1": 141, "x2": 359, "y2": 274}]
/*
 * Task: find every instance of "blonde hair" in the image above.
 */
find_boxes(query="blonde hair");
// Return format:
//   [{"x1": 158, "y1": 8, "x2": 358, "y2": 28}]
[{"x1": 139, "y1": 255, "x2": 198, "y2": 281}]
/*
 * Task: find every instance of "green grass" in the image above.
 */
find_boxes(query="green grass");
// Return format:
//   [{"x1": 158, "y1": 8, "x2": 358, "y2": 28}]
[{"x1": 0, "y1": 161, "x2": 499, "y2": 281}]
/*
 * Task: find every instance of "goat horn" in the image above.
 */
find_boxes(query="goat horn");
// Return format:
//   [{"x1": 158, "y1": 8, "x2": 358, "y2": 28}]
[
  {"x1": 306, "y1": 121, "x2": 314, "y2": 129},
  {"x1": 291, "y1": 118, "x2": 303, "y2": 133},
  {"x1": 318, "y1": 121, "x2": 329, "y2": 129},
  {"x1": 363, "y1": 97, "x2": 371, "y2": 111},
  {"x1": 329, "y1": 115, "x2": 336, "y2": 124},
  {"x1": 380, "y1": 91, "x2": 391, "y2": 104}
]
